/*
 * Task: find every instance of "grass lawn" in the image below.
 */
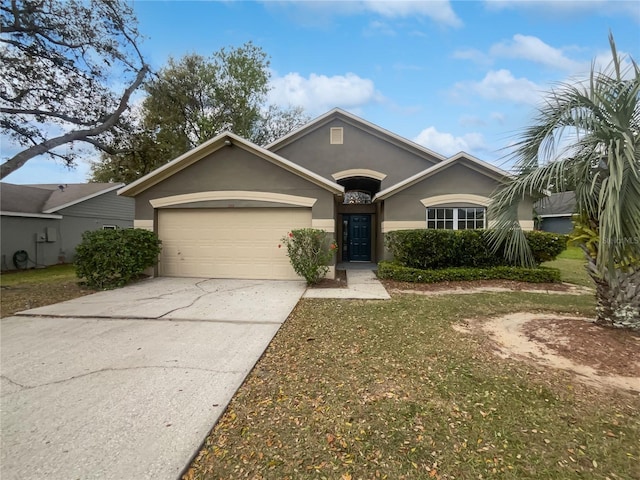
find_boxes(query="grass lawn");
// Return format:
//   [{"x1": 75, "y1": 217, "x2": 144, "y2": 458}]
[
  {"x1": 558, "y1": 246, "x2": 586, "y2": 260},
  {"x1": 0, "y1": 264, "x2": 94, "y2": 317},
  {"x1": 184, "y1": 291, "x2": 639, "y2": 480},
  {"x1": 542, "y1": 246, "x2": 593, "y2": 288}
]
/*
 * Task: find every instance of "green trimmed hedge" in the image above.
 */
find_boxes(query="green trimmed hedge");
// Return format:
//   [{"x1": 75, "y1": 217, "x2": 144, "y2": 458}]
[
  {"x1": 524, "y1": 230, "x2": 568, "y2": 263},
  {"x1": 377, "y1": 261, "x2": 562, "y2": 284},
  {"x1": 75, "y1": 228, "x2": 162, "y2": 289},
  {"x1": 385, "y1": 229, "x2": 567, "y2": 269}
]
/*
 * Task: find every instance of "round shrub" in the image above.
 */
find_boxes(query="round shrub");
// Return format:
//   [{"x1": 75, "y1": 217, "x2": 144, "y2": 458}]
[
  {"x1": 280, "y1": 228, "x2": 336, "y2": 285},
  {"x1": 75, "y1": 228, "x2": 162, "y2": 289}
]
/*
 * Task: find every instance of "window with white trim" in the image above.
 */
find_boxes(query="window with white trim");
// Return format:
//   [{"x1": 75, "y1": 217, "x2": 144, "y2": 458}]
[{"x1": 426, "y1": 207, "x2": 486, "y2": 230}]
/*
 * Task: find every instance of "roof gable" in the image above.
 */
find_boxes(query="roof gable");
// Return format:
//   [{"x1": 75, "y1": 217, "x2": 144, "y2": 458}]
[
  {"x1": 375, "y1": 152, "x2": 511, "y2": 201},
  {"x1": 118, "y1": 132, "x2": 344, "y2": 197},
  {"x1": 267, "y1": 108, "x2": 445, "y2": 164}
]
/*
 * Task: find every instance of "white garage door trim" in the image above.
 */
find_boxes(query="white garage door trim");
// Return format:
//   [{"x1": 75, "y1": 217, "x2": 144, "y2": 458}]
[
  {"x1": 150, "y1": 191, "x2": 317, "y2": 208},
  {"x1": 158, "y1": 207, "x2": 311, "y2": 280}
]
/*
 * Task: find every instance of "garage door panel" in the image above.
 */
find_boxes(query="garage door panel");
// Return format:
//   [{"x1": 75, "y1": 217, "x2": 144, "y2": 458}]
[{"x1": 158, "y1": 208, "x2": 312, "y2": 279}]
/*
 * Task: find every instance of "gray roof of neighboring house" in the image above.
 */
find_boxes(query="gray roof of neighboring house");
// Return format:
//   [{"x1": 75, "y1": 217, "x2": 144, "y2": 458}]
[
  {"x1": 1, "y1": 182, "x2": 123, "y2": 214},
  {"x1": 534, "y1": 191, "x2": 576, "y2": 217},
  {"x1": 0, "y1": 183, "x2": 53, "y2": 213}
]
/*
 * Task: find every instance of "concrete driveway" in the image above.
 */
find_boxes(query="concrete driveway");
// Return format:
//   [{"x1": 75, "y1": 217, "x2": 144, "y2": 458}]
[{"x1": 1, "y1": 277, "x2": 306, "y2": 480}]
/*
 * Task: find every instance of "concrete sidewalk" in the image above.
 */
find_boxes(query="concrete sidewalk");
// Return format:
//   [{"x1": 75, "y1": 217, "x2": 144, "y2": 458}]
[
  {"x1": 1, "y1": 277, "x2": 305, "y2": 480},
  {"x1": 303, "y1": 270, "x2": 391, "y2": 300}
]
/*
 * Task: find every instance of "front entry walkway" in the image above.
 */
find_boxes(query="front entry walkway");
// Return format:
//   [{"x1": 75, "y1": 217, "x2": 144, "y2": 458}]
[
  {"x1": 304, "y1": 269, "x2": 391, "y2": 300},
  {"x1": 336, "y1": 261, "x2": 377, "y2": 271}
]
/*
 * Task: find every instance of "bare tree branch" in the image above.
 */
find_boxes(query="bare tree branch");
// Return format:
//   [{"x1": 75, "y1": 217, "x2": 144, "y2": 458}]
[
  {"x1": 1, "y1": 65, "x2": 148, "y2": 179},
  {"x1": 1, "y1": 0, "x2": 149, "y2": 178},
  {"x1": 0, "y1": 107, "x2": 96, "y2": 126}
]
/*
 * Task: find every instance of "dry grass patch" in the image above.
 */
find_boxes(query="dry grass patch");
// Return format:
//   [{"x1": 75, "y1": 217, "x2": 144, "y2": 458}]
[{"x1": 0, "y1": 265, "x2": 94, "y2": 317}]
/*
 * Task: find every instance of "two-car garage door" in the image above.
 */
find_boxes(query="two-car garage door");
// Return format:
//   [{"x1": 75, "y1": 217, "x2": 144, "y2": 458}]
[{"x1": 157, "y1": 208, "x2": 311, "y2": 280}]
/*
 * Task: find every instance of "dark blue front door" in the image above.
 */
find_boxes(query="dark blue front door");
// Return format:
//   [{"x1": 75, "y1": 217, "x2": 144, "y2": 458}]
[{"x1": 347, "y1": 214, "x2": 371, "y2": 261}]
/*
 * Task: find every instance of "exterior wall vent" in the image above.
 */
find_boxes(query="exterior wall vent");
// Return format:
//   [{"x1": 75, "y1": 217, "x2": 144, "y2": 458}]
[{"x1": 330, "y1": 127, "x2": 343, "y2": 145}]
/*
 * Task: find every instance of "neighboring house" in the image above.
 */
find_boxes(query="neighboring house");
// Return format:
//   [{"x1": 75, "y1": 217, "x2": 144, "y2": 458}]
[
  {"x1": 1, "y1": 183, "x2": 134, "y2": 270},
  {"x1": 119, "y1": 108, "x2": 533, "y2": 280},
  {"x1": 534, "y1": 191, "x2": 576, "y2": 234}
]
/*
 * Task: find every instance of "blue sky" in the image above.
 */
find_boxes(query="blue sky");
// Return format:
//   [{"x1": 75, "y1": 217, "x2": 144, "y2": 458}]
[{"x1": 4, "y1": 0, "x2": 639, "y2": 184}]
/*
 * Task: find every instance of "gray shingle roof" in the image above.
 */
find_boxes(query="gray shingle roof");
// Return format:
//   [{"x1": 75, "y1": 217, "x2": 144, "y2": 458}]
[
  {"x1": 1, "y1": 183, "x2": 122, "y2": 214},
  {"x1": 26, "y1": 183, "x2": 120, "y2": 212},
  {"x1": 0, "y1": 183, "x2": 53, "y2": 213},
  {"x1": 534, "y1": 191, "x2": 576, "y2": 217}
]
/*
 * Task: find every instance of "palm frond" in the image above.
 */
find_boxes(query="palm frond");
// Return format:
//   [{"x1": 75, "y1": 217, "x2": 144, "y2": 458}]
[{"x1": 489, "y1": 34, "x2": 640, "y2": 283}]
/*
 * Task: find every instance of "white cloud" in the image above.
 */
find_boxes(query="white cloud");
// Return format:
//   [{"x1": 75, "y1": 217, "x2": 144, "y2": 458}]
[
  {"x1": 454, "y1": 69, "x2": 542, "y2": 105},
  {"x1": 490, "y1": 112, "x2": 506, "y2": 124},
  {"x1": 484, "y1": 0, "x2": 640, "y2": 22},
  {"x1": 265, "y1": 0, "x2": 463, "y2": 28},
  {"x1": 413, "y1": 127, "x2": 486, "y2": 156},
  {"x1": 459, "y1": 115, "x2": 485, "y2": 127},
  {"x1": 591, "y1": 48, "x2": 637, "y2": 80},
  {"x1": 393, "y1": 62, "x2": 425, "y2": 72},
  {"x1": 362, "y1": 0, "x2": 463, "y2": 27},
  {"x1": 268, "y1": 72, "x2": 380, "y2": 114},
  {"x1": 455, "y1": 35, "x2": 584, "y2": 72},
  {"x1": 364, "y1": 20, "x2": 396, "y2": 36},
  {"x1": 489, "y1": 34, "x2": 582, "y2": 71},
  {"x1": 452, "y1": 48, "x2": 491, "y2": 65}
]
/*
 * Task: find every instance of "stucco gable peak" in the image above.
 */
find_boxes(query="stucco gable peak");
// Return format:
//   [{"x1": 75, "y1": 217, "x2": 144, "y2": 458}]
[
  {"x1": 118, "y1": 131, "x2": 343, "y2": 197},
  {"x1": 266, "y1": 108, "x2": 445, "y2": 163},
  {"x1": 445, "y1": 152, "x2": 512, "y2": 179},
  {"x1": 374, "y1": 152, "x2": 511, "y2": 201}
]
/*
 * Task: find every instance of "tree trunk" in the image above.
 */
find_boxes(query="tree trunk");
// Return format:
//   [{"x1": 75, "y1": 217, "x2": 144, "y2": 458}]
[{"x1": 587, "y1": 258, "x2": 640, "y2": 330}]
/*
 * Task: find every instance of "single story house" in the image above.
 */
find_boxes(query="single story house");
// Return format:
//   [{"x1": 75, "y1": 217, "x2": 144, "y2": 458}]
[
  {"x1": 534, "y1": 191, "x2": 576, "y2": 234},
  {"x1": 119, "y1": 108, "x2": 532, "y2": 280},
  {"x1": 1, "y1": 182, "x2": 134, "y2": 270}
]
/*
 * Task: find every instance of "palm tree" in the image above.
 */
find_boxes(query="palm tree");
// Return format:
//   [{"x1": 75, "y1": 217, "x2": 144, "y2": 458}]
[{"x1": 488, "y1": 34, "x2": 640, "y2": 330}]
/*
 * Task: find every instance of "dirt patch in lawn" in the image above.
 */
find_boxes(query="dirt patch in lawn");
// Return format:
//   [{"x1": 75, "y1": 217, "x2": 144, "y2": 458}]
[
  {"x1": 522, "y1": 317, "x2": 640, "y2": 378},
  {"x1": 457, "y1": 313, "x2": 640, "y2": 394},
  {"x1": 1, "y1": 281, "x2": 95, "y2": 318},
  {"x1": 382, "y1": 278, "x2": 592, "y2": 295},
  {"x1": 308, "y1": 269, "x2": 348, "y2": 288}
]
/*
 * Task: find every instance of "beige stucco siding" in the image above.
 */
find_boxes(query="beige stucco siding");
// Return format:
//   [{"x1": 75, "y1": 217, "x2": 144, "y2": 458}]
[
  {"x1": 134, "y1": 146, "x2": 334, "y2": 220},
  {"x1": 517, "y1": 200, "x2": 534, "y2": 229},
  {"x1": 272, "y1": 119, "x2": 439, "y2": 190},
  {"x1": 383, "y1": 162, "x2": 534, "y2": 230},
  {"x1": 384, "y1": 163, "x2": 501, "y2": 221}
]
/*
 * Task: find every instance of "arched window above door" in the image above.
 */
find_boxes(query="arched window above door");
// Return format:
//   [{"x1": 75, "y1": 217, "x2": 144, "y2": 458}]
[
  {"x1": 336, "y1": 176, "x2": 381, "y2": 205},
  {"x1": 344, "y1": 191, "x2": 372, "y2": 204}
]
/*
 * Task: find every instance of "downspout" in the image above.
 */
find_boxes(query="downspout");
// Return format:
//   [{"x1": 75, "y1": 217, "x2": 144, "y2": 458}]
[{"x1": 153, "y1": 208, "x2": 159, "y2": 277}]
